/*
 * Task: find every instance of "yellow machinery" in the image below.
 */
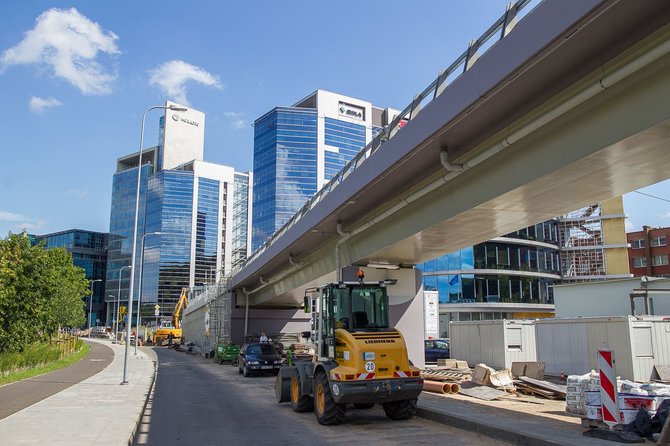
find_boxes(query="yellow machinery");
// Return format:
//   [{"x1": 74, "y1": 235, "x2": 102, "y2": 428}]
[
  {"x1": 154, "y1": 288, "x2": 188, "y2": 345},
  {"x1": 275, "y1": 271, "x2": 423, "y2": 425}
]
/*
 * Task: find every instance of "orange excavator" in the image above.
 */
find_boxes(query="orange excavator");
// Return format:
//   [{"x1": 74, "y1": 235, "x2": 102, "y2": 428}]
[{"x1": 154, "y1": 288, "x2": 188, "y2": 345}]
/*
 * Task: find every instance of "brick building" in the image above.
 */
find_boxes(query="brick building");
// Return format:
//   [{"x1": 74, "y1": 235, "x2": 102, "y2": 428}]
[{"x1": 627, "y1": 226, "x2": 670, "y2": 277}]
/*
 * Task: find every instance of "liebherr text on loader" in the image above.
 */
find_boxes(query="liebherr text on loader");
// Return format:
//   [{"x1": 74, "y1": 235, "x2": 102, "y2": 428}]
[{"x1": 275, "y1": 270, "x2": 423, "y2": 425}]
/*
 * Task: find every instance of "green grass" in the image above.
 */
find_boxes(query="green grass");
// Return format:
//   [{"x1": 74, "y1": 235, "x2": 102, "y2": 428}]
[{"x1": 0, "y1": 341, "x2": 91, "y2": 386}]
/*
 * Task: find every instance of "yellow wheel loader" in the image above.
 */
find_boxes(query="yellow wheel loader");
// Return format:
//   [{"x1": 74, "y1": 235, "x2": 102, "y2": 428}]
[{"x1": 275, "y1": 270, "x2": 423, "y2": 425}]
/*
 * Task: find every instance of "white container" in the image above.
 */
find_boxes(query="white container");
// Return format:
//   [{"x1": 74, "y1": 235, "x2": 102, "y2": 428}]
[
  {"x1": 535, "y1": 315, "x2": 670, "y2": 382},
  {"x1": 450, "y1": 319, "x2": 537, "y2": 370}
]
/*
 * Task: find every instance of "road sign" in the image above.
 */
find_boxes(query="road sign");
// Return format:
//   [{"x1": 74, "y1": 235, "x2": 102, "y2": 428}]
[
  {"x1": 599, "y1": 350, "x2": 619, "y2": 428},
  {"x1": 154, "y1": 309, "x2": 160, "y2": 316},
  {"x1": 154, "y1": 304, "x2": 160, "y2": 310}
]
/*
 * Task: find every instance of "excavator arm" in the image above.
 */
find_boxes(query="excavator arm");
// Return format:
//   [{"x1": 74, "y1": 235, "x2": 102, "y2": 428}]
[{"x1": 173, "y1": 288, "x2": 189, "y2": 329}]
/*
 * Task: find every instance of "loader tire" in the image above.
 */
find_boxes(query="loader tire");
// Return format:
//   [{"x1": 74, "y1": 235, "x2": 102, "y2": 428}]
[
  {"x1": 383, "y1": 398, "x2": 417, "y2": 420},
  {"x1": 314, "y1": 371, "x2": 345, "y2": 425},
  {"x1": 290, "y1": 375, "x2": 313, "y2": 413}
]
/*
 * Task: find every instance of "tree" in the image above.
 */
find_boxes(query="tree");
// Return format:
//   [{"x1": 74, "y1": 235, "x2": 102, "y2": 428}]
[{"x1": 0, "y1": 232, "x2": 88, "y2": 353}]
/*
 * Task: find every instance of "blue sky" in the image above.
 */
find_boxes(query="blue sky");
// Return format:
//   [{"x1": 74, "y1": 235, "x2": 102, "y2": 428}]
[{"x1": 1, "y1": 1, "x2": 669, "y2": 237}]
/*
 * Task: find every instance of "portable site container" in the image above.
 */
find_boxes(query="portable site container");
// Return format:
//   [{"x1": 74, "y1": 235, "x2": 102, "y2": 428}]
[
  {"x1": 450, "y1": 319, "x2": 537, "y2": 370},
  {"x1": 535, "y1": 315, "x2": 670, "y2": 381}
]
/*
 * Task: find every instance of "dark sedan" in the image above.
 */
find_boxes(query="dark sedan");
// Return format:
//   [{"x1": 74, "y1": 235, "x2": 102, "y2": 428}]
[
  {"x1": 424, "y1": 338, "x2": 450, "y2": 363},
  {"x1": 238, "y1": 342, "x2": 283, "y2": 377}
]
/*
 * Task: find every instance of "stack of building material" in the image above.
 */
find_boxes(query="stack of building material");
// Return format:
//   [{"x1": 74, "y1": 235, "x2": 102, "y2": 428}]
[
  {"x1": 514, "y1": 376, "x2": 567, "y2": 399},
  {"x1": 421, "y1": 369, "x2": 471, "y2": 383},
  {"x1": 287, "y1": 343, "x2": 313, "y2": 361},
  {"x1": 566, "y1": 370, "x2": 600, "y2": 415},
  {"x1": 566, "y1": 371, "x2": 670, "y2": 425}
]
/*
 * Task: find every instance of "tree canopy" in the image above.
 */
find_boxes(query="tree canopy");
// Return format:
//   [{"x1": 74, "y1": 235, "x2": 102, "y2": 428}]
[{"x1": 0, "y1": 233, "x2": 89, "y2": 352}]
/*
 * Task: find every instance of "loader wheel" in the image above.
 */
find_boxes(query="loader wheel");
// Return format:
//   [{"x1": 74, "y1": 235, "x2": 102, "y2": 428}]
[
  {"x1": 353, "y1": 403, "x2": 375, "y2": 409},
  {"x1": 382, "y1": 398, "x2": 417, "y2": 420},
  {"x1": 314, "y1": 371, "x2": 345, "y2": 425},
  {"x1": 290, "y1": 376, "x2": 313, "y2": 412}
]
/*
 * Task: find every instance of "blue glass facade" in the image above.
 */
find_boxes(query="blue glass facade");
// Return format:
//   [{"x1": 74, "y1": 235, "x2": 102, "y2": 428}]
[
  {"x1": 232, "y1": 173, "x2": 250, "y2": 268},
  {"x1": 252, "y1": 107, "x2": 318, "y2": 249},
  {"x1": 35, "y1": 229, "x2": 108, "y2": 327},
  {"x1": 195, "y1": 177, "x2": 220, "y2": 285},
  {"x1": 105, "y1": 164, "x2": 152, "y2": 320},
  {"x1": 324, "y1": 117, "x2": 365, "y2": 181},
  {"x1": 142, "y1": 170, "x2": 194, "y2": 317},
  {"x1": 420, "y1": 221, "x2": 560, "y2": 306}
]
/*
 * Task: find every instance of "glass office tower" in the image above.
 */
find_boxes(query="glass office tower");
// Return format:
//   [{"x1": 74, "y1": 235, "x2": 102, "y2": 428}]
[
  {"x1": 251, "y1": 90, "x2": 397, "y2": 250},
  {"x1": 252, "y1": 107, "x2": 318, "y2": 249},
  {"x1": 34, "y1": 229, "x2": 108, "y2": 327},
  {"x1": 105, "y1": 103, "x2": 252, "y2": 324}
]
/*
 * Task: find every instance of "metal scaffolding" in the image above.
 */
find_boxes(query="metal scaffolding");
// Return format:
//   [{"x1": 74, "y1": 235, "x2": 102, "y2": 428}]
[{"x1": 557, "y1": 204, "x2": 607, "y2": 280}]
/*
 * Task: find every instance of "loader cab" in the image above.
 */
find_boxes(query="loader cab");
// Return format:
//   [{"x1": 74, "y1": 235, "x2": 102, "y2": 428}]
[{"x1": 304, "y1": 275, "x2": 392, "y2": 360}]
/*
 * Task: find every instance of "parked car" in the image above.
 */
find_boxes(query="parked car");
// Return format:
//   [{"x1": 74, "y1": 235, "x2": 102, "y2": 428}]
[
  {"x1": 238, "y1": 342, "x2": 283, "y2": 377},
  {"x1": 425, "y1": 338, "x2": 450, "y2": 363},
  {"x1": 90, "y1": 326, "x2": 111, "y2": 339}
]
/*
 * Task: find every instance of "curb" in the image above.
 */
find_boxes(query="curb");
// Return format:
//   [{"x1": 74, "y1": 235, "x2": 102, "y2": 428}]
[
  {"x1": 415, "y1": 405, "x2": 565, "y2": 446},
  {"x1": 128, "y1": 353, "x2": 158, "y2": 446}
]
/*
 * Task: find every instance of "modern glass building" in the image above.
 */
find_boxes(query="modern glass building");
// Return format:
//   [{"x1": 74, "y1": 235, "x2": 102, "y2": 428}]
[
  {"x1": 34, "y1": 229, "x2": 108, "y2": 327},
  {"x1": 252, "y1": 107, "x2": 318, "y2": 248},
  {"x1": 251, "y1": 90, "x2": 398, "y2": 249},
  {"x1": 421, "y1": 197, "x2": 631, "y2": 338},
  {"x1": 105, "y1": 102, "x2": 252, "y2": 325}
]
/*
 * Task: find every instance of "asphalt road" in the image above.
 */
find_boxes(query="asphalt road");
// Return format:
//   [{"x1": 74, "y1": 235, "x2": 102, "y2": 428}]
[
  {"x1": 0, "y1": 339, "x2": 112, "y2": 420},
  {"x1": 137, "y1": 347, "x2": 510, "y2": 446}
]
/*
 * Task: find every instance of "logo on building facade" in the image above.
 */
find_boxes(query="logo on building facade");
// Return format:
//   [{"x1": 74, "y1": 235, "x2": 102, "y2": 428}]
[
  {"x1": 338, "y1": 102, "x2": 365, "y2": 121},
  {"x1": 171, "y1": 113, "x2": 199, "y2": 127}
]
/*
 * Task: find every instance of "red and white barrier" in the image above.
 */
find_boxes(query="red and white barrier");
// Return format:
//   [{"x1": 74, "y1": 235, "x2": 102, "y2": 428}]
[{"x1": 598, "y1": 350, "x2": 619, "y2": 428}]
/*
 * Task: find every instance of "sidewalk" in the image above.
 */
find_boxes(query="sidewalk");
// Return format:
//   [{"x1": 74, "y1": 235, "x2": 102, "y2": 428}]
[
  {"x1": 0, "y1": 339, "x2": 156, "y2": 446},
  {"x1": 417, "y1": 392, "x2": 625, "y2": 446}
]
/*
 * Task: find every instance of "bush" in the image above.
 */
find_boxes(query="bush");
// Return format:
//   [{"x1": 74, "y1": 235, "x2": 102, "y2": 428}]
[{"x1": 0, "y1": 338, "x2": 82, "y2": 377}]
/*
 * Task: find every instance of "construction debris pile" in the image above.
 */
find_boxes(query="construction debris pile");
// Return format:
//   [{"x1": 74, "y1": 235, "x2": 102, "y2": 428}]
[{"x1": 421, "y1": 360, "x2": 565, "y2": 402}]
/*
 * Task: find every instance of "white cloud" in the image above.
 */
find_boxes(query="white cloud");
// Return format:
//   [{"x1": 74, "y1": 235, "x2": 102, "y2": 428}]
[
  {"x1": 224, "y1": 111, "x2": 247, "y2": 130},
  {"x1": 0, "y1": 211, "x2": 28, "y2": 222},
  {"x1": 149, "y1": 60, "x2": 221, "y2": 105},
  {"x1": 20, "y1": 221, "x2": 46, "y2": 231},
  {"x1": 0, "y1": 211, "x2": 45, "y2": 232},
  {"x1": 625, "y1": 218, "x2": 635, "y2": 232},
  {"x1": 64, "y1": 188, "x2": 89, "y2": 198},
  {"x1": 29, "y1": 96, "x2": 63, "y2": 113},
  {"x1": 0, "y1": 8, "x2": 119, "y2": 95}
]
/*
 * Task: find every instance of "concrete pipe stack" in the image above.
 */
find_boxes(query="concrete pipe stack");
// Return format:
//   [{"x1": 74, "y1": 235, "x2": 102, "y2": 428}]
[{"x1": 423, "y1": 380, "x2": 461, "y2": 394}]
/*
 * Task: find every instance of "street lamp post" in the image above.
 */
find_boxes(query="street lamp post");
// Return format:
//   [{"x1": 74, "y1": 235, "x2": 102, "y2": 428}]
[
  {"x1": 116, "y1": 265, "x2": 131, "y2": 343},
  {"x1": 135, "y1": 231, "x2": 162, "y2": 354},
  {"x1": 123, "y1": 103, "x2": 187, "y2": 385},
  {"x1": 88, "y1": 279, "x2": 102, "y2": 331},
  {"x1": 108, "y1": 294, "x2": 116, "y2": 328}
]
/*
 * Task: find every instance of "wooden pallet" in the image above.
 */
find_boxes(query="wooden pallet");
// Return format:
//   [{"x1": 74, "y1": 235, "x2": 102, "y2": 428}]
[{"x1": 421, "y1": 370, "x2": 471, "y2": 382}]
